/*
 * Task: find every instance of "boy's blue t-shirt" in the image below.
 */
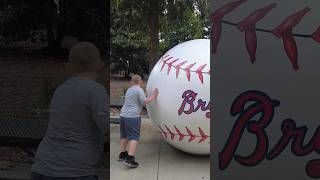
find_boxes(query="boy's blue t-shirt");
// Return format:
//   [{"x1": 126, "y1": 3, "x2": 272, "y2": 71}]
[
  {"x1": 31, "y1": 77, "x2": 108, "y2": 177},
  {"x1": 120, "y1": 85, "x2": 146, "y2": 118}
]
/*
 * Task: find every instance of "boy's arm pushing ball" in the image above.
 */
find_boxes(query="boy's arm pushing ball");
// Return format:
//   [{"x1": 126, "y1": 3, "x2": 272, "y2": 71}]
[{"x1": 144, "y1": 88, "x2": 158, "y2": 105}]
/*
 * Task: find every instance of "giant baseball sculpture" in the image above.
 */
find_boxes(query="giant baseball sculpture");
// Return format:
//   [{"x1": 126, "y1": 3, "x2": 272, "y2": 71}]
[
  {"x1": 211, "y1": 0, "x2": 320, "y2": 179},
  {"x1": 146, "y1": 39, "x2": 210, "y2": 155}
]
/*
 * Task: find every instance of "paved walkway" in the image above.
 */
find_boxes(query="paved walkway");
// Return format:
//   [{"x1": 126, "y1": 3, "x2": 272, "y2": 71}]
[{"x1": 110, "y1": 118, "x2": 210, "y2": 180}]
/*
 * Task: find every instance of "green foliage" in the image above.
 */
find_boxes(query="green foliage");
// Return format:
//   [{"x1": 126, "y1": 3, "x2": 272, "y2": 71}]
[
  {"x1": 0, "y1": 0, "x2": 49, "y2": 43},
  {"x1": 111, "y1": 0, "x2": 150, "y2": 76},
  {"x1": 111, "y1": 0, "x2": 209, "y2": 75},
  {"x1": 0, "y1": 0, "x2": 107, "y2": 56},
  {"x1": 160, "y1": 0, "x2": 209, "y2": 51}
]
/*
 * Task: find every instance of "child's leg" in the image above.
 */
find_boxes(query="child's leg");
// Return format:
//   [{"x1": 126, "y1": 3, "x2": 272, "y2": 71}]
[
  {"x1": 120, "y1": 138, "x2": 128, "y2": 152},
  {"x1": 127, "y1": 117, "x2": 141, "y2": 156},
  {"x1": 119, "y1": 117, "x2": 128, "y2": 152},
  {"x1": 128, "y1": 140, "x2": 138, "y2": 156}
]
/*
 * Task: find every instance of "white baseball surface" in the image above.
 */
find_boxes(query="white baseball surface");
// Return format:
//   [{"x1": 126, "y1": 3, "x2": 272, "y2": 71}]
[
  {"x1": 146, "y1": 39, "x2": 210, "y2": 155},
  {"x1": 212, "y1": 0, "x2": 320, "y2": 179}
]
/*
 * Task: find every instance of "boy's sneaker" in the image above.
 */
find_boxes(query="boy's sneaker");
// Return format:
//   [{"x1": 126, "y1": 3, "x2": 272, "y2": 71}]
[
  {"x1": 123, "y1": 155, "x2": 139, "y2": 168},
  {"x1": 118, "y1": 151, "x2": 128, "y2": 161}
]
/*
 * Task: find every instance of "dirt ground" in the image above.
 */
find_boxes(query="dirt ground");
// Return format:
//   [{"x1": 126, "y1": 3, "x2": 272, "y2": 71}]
[
  {"x1": 110, "y1": 77, "x2": 130, "y2": 99},
  {"x1": 110, "y1": 77, "x2": 147, "y2": 99}
]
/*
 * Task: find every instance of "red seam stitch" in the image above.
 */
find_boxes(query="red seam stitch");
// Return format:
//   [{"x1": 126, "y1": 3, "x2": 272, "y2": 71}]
[
  {"x1": 167, "y1": 59, "x2": 179, "y2": 75},
  {"x1": 185, "y1": 126, "x2": 196, "y2": 142},
  {"x1": 161, "y1": 56, "x2": 210, "y2": 74},
  {"x1": 160, "y1": 54, "x2": 170, "y2": 63},
  {"x1": 212, "y1": 2, "x2": 316, "y2": 71},
  {"x1": 174, "y1": 125, "x2": 185, "y2": 141},
  {"x1": 158, "y1": 125, "x2": 167, "y2": 138},
  {"x1": 312, "y1": 26, "x2": 320, "y2": 43},
  {"x1": 165, "y1": 124, "x2": 175, "y2": 140},
  {"x1": 175, "y1": 60, "x2": 187, "y2": 79},
  {"x1": 184, "y1": 63, "x2": 197, "y2": 82},
  {"x1": 237, "y1": 3, "x2": 276, "y2": 63},
  {"x1": 272, "y1": 7, "x2": 310, "y2": 71},
  {"x1": 195, "y1": 64, "x2": 207, "y2": 84},
  {"x1": 159, "y1": 55, "x2": 210, "y2": 83},
  {"x1": 198, "y1": 127, "x2": 209, "y2": 143},
  {"x1": 210, "y1": 0, "x2": 247, "y2": 54},
  {"x1": 161, "y1": 57, "x2": 173, "y2": 71},
  {"x1": 158, "y1": 124, "x2": 210, "y2": 143}
]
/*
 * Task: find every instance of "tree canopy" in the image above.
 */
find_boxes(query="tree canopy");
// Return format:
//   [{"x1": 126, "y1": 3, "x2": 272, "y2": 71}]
[
  {"x1": 110, "y1": 0, "x2": 209, "y2": 77},
  {"x1": 0, "y1": 0, "x2": 107, "y2": 58}
]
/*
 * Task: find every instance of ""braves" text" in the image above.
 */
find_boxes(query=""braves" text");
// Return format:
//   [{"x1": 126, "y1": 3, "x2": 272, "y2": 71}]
[
  {"x1": 219, "y1": 90, "x2": 320, "y2": 178},
  {"x1": 178, "y1": 90, "x2": 210, "y2": 118}
]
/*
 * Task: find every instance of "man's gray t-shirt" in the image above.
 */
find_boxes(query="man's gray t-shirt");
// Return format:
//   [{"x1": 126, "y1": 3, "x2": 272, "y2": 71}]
[
  {"x1": 31, "y1": 77, "x2": 108, "y2": 177},
  {"x1": 120, "y1": 85, "x2": 146, "y2": 118}
]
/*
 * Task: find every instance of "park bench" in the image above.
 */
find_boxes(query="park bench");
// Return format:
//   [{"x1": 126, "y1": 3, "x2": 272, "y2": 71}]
[
  {"x1": 0, "y1": 98, "x2": 126, "y2": 146},
  {"x1": 0, "y1": 115, "x2": 48, "y2": 147},
  {"x1": 0, "y1": 97, "x2": 126, "y2": 145},
  {"x1": 110, "y1": 97, "x2": 147, "y2": 124}
]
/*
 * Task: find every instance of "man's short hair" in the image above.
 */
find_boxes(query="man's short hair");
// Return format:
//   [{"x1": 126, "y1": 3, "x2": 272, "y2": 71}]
[
  {"x1": 69, "y1": 42, "x2": 101, "y2": 71},
  {"x1": 131, "y1": 75, "x2": 142, "y2": 84}
]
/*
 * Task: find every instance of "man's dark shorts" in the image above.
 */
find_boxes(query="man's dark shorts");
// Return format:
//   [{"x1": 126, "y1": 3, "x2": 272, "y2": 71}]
[
  {"x1": 31, "y1": 172, "x2": 98, "y2": 180},
  {"x1": 120, "y1": 116, "x2": 141, "y2": 141}
]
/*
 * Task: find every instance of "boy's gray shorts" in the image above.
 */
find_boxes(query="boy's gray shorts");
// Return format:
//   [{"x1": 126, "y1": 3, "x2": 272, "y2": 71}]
[{"x1": 120, "y1": 116, "x2": 141, "y2": 141}]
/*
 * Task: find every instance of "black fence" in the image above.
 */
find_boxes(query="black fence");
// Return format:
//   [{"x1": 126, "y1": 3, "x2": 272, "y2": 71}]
[{"x1": 0, "y1": 99, "x2": 123, "y2": 146}]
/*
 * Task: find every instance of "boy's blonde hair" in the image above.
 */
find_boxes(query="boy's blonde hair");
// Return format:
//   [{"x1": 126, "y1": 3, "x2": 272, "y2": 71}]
[
  {"x1": 131, "y1": 75, "x2": 142, "y2": 84},
  {"x1": 69, "y1": 42, "x2": 101, "y2": 71}
]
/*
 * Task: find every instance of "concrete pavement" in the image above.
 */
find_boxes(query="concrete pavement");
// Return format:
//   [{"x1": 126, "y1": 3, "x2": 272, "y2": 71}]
[{"x1": 110, "y1": 118, "x2": 210, "y2": 180}]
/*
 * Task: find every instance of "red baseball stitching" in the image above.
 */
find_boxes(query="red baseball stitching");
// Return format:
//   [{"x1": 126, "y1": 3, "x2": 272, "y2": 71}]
[
  {"x1": 210, "y1": 0, "x2": 318, "y2": 71},
  {"x1": 158, "y1": 54, "x2": 210, "y2": 84},
  {"x1": 157, "y1": 124, "x2": 210, "y2": 143},
  {"x1": 210, "y1": 0, "x2": 247, "y2": 54}
]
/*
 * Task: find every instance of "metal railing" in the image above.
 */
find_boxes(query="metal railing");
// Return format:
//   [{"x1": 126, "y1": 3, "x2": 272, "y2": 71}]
[
  {"x1": 0, "y1": 98, "x2": 129, "y2": 146},
  {"x1": 109, "y1": 98, "x2": 147, "y2": 124}
]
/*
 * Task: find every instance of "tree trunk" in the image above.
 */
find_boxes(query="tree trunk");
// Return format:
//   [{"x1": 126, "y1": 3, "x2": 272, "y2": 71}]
[
  {"x1": 148, "y1": 0, "x2": 160, "y2": 73},
  {"x1": 46, "y1": 1, "x2": 58, "y2": 55},
  {"x1": 56, "y1": 0, "x2": 66, "y2": 48},
  {"x1": 46, "y1": 20, "x2": 56, "y2": 54}
]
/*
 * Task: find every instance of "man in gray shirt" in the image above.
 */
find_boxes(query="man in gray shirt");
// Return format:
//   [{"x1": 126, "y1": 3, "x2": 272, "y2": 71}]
[
  {"x1": 118, "y1": 75, "x2": 158, "y2": 168},
  {"x1": 31, "y1": 42, "x2": 108, "y2": 179}
]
